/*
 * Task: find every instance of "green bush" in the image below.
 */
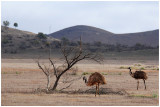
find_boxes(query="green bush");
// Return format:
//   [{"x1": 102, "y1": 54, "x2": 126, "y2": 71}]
[
  {"x1": 119, "y1": 66, "x2": 125, "y2": 69},
  {"x1": 45, "y1": 42, "x2": 50, "y2": 47},
  {"x1": 82, "y1": 72, "x2": 89, "y2": 75},
  {"x1": 152, "y1": 93, "x2": 158, "y2": 98},
  {"x1": 14, "y1": 22, "x2": 18, "y2": 28},
  {"x1": 102, "y1": 72, "x2": 108, "y2": 75},
  {"x1": 130, "y1": 93, "x2": 158, "y2": 98},
  {"x1": 140, "y1": 67, "x2": 145, "y2": 70},
  {"x1": 118, "y1": 72, "x2": 122, "y2": 75},
  {"x1": 3, "y1": 20, "x2": 10, "y2": 27},
  {"x1": 37, "y1": 32, "x2": 47, "y2": 39},
  {"x1": 119, "y1": 66, "x2": 128, "y2": 69},
  {"x1": 134, "y1": 63, "x2": 141, "y2": 66},
  {"x1": 2, "y1": 39, "x2": 9, "y2": 44}
]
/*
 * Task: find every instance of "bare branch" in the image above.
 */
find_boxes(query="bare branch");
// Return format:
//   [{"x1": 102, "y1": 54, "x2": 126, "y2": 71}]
[
  {"x1": 43, "y1": 64, "x2": 49, "y2": 74},
  {"x1": 60, "y1": 75, "x2": 83, "y2": 91},
  {"x1": 60, "y1": 46, "x2": 76, "y2": 67},
  {"x1": 36, "y1": 61, "x2": 48, "y2": 76},
  {"x1": 49, "y1": 58, "x2": 58, "y2": 78},
  {"x1": 59, "y1": 82, "x2": 73, "y2": 91}
]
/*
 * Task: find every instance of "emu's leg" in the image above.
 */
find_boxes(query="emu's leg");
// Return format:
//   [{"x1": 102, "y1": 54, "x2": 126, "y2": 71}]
[
  {"x1": 143, "y1": 79, "x2": 146, "y2": 90},
  {"x1": 137, "y1": 80, "x2": 139, "y2": 90},
  {"x1": 98, "y1": 83, "x2": 100, "y2": 96},
  {"x1": 95, "y1": 85, "x2": 97, "y2": 97}
]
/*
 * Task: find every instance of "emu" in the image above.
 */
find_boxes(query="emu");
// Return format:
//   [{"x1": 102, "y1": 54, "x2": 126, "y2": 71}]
[
  {"x1": 83, "y1": 72, "x2": 106, "y2": 96},
  {"x1": 128, "y1": 67, "x2": 148, "y2": 90}
]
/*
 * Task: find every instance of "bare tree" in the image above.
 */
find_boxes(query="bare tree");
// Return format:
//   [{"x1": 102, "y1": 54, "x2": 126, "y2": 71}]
[
  {"x1": 37, "y1": 37, "x2": 103, "y2": 91},
  {"x1": 50, "y1": 43, "x2": 102, "y2": 90}
]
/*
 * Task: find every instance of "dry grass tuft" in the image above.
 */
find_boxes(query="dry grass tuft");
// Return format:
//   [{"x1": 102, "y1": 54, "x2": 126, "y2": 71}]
[{"x1": 129, "y1": 93, "x2": 158, "y2": 98}]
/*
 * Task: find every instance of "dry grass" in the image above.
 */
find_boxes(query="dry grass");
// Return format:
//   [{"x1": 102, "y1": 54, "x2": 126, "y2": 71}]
[
  {"x1": 1, "y1": 67, "x2": 41, "y2": 72},
  {"x1": 1, "y1": 59, "x2": 159, "y2": 106},
  {"x1": 2, "y1": 93, "x2": 159, "y2": 106}
]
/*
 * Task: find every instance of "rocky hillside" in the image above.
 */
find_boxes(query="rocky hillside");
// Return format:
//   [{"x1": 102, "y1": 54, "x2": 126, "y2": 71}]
[
  {"x1": 1, "y1": 26, "x2": 58, "y2": 54},
  {"x1": 48, "y1": 25, "x2": 159, "y2": 47}
]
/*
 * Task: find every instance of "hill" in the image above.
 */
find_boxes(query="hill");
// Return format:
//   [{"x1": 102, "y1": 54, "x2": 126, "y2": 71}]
[
  {"x1": 1, "y1": 26, "x2": 58, "y2": 54},
  {"x1": 48, "y1": 25, "x2": 159, "y2": 47},
  {"x1": 1, "y1": 26, "x2": 158, "y2": 59}
]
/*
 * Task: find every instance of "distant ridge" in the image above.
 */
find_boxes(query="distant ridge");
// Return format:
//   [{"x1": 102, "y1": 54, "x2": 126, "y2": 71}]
[{"x1": 48, "y1": 25, "x2": 159, "y2": 47}]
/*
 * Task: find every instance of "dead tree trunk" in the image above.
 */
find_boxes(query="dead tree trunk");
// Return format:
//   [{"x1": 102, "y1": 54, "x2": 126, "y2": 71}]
[
  {"x1": 37, "y1": 60, "x2": 52, "y2": 91},
  {"x1": 47, "y1": 75, "x2": 50, "y2": 91},
  {"x1": 52, "y1": 76, "x2": 60, "y2": 90}
]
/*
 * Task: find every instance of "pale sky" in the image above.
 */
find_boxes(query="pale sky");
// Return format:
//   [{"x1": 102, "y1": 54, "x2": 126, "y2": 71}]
[{"x1": 1, "y1": 1, "x2": 159, "y2": 34}]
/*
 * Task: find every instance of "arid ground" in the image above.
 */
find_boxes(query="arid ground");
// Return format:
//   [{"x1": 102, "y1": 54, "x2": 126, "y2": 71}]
[{"x1": 1, "y1": 59, "x2": 159, "y2": 106}]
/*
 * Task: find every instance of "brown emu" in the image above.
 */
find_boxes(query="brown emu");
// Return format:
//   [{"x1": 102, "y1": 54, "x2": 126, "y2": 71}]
[
  {"x1": 83, "y1": 72, "x2": 106, "y2": 96},
  {"x1": 128, "y1": 67, "x2": 148, "y2": 90}
]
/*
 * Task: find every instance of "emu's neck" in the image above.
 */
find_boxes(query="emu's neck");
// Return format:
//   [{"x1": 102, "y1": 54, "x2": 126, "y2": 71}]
[
  {"x1": 83, "y1": 77, "x2": 88, "y2": 84},
  {"x1": 129, "y1": 68, "x2": 133, "y2": 76},
  {"x1": 84, "y1": 79, "x2": 88, "y2": 84}
]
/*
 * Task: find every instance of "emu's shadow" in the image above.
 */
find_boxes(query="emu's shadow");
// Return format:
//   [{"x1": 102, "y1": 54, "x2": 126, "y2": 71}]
[{"x1": 59, "y1": 87, "x2": 128, "y2": 95}]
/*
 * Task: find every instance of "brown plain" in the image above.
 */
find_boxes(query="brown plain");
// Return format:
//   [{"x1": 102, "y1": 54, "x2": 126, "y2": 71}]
[{"x1": 1, "y1": 59, "x2": 159, "y2": 106}]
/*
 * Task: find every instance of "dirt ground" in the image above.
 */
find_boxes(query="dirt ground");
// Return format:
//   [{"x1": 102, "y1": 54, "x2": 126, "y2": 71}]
[{"x1": 1, "y1": 59, "x2": 159, "y2": 106}]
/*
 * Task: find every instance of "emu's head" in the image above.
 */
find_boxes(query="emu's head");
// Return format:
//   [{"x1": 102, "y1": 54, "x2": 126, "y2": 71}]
[
  {"x1": 128, "y1": 67, "x2": 131, "y2": 70},
  {"x1": 83, "y1": 76, "x2": 87, "y2": 83},
  {"x1": 128, "y1": 67, "x2": 132, "y2": 75}
]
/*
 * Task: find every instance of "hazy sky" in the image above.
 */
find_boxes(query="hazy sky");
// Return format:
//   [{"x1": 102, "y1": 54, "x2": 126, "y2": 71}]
[{"x1": 1, "y1": 1, "x2": 159, "y2": 34}]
